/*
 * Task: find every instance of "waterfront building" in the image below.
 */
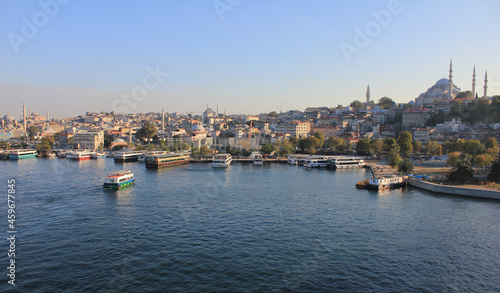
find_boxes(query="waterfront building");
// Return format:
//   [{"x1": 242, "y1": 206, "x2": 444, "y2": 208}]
[
  {"x1": 276, "y1": 121, "x2": 311, "y2": 137},
  {"x1": 72, "y1": 130, "x2": 104, "y2": 150}
]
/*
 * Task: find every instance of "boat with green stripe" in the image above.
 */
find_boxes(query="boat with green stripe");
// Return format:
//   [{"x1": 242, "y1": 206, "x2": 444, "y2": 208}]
[{"x1": 103, "y1": 170, "x2": 135, "y2": 188}]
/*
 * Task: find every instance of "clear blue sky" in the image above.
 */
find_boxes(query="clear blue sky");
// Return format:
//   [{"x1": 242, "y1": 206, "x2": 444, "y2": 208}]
[{"x1": 1, "y1": 0, "x2": 499, "y2": 118}]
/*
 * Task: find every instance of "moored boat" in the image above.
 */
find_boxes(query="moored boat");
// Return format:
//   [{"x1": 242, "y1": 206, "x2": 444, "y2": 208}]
[
  {"x1": 356, "y1": 175, "x2": 408, "y2": 190},
  {"x1": 114, "y1": 151, "x2": 144, "y2": 162},
  {"x1": 303, "y1": 156, "x2": 329, "y2": 168},
  {"x1": 330, "y1": 157, "x2": 366, "y2": 169},
  {"x1": 145, "y1": 153, "x2": 191, "y2": 169},
  {"x1": 253, "y1": 154, "x2": 263, "y2": 165},
  {"x1": 70, "y1": 150, "x2": 93, "y2": 161},
  {"x1": 103, "y1": 170, "x2": 135, "y2": 188},
  {"x1": 9, "y1": 149, "x2": 38, "y2": 160},
  {"x1": 138, "y1": 151, "x2": 167, "y2": 162},
  {"x1": 211, "y1": 154, "x2": 232, "y2": 168},
  {"x1": 92, "y1": 152, "x2": 107, "y2": 159}
]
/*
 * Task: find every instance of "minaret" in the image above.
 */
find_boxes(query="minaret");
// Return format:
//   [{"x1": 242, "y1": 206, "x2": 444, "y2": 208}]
[
  {"x1": 23, "y1": 102, "x2": 26, "y2": 136},
  {"x1": 484, "y1": 70, "x2": 488, "y2": 99},
  {"x1": 449, "y1": 59, "x2": 453, "y2": 99},
  {"x1": 366, "y1": 85, "x2": 370, "y2": 104},
  {"x1": 46, "y1": 110, "x2": 49, "y2": 122},
  {"x1": 161, "y1": 108, "x2": 165, "y2": 132},
  {"x1": 472, "y1": 65, "x2": 476, "y2": 99}
]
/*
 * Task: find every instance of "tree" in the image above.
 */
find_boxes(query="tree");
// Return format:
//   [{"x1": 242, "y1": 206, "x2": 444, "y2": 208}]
[
  {"x1": 200, "y1": 145, "x2": 210, "y2": 156},
  {"x1": 371, "y1": 139, "x2": 384, "y2": 157},
  {"x1": 446, "y1": 151, "x2": 461, "y2": 167},
  {"x1": 426, "y1": 110, "x2": 450, "y2": 127},
  {"x1": 377, "y1": 97, "x2": 396, "y2": 109},
  {"x1": 302, "y1": 136, "x2": 321, "y2": 154},
  {"x1": 454, "y1": 90, "x2": 473, "y2": 100},
  {"x1": 35, "y1": 136, "x2": 54, "y2": 150},
  {"x1": 383, "y1": 137, "x2": 397, "y2": 151},
  {"x1": 426, "y1": 141, "x2": 442, "y2": 156},
  {"x1": 487, "y1": 159, "x2": 500, "y2": 182},
  {"x1": 356, "y1": 138, "x2": 371, "y2": 156},
  {"x1": 473, "y1": 153, "x2": 494, "y2": 169},
  {"x1": 261, "y1": 143, "x2": 275, "y2": 155},
  {"x1": 268, "y1": 111, "x2": 279, "y2": 118},
  {"x1": 289, "y1": 136, "x2": 299, "y2": 148},
  {"x1": 485, "y1": 137, "x2": 499, "y2": 157},
  {"x1": 135, "y1": 121, "x2": 157, "y2": 140},
  {"x1": 413, "y1": 140, "x2": 422, "y2": 154},
  {"x1": 326, "y1": 137, "x2": 346, "y2": 152},
  {"x1": 349, "y1": 100, "x2": 364, "y2": 111},
  {"x1": 448, "y1": 159, "x2": 474, "y2": 183},
  {"x1": 398, "y1": 158, "x2": 414, "y2": 174},
  {"x1": 191, "y1": 147, "x2": 200, "y2": 157},
  {"x1": 313, "y1": 131, "x2": 325, "y2": 148},
  {"x1": 389, "y1": 148, "x2": 402, "y2": 169},
  {"x1": 462, "y1": 139, "x2": 485, "y2": 156},
  {"x1": 27, "y1": 126, "x2": 39, "y2": 139},
  {"x1": 397, "y1": 131, "x2": 413, "y2": 157}
]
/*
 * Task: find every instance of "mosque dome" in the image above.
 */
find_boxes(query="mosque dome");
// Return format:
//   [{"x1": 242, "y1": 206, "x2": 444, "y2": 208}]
[
  {"x1": 435, "y1": 78, "x2": 449, "y2": 86},
  {"x1": 191, "y1": 124, "x2": 205, "y2": 131},
  {"x1": 113, "y1": 138, "x2": 126, "y2": 143},
  {"x1": 43, "y1": 126, "x2": 56, "y2": 133},
  {"x1": 3, "y1": 113, "x2": 15, "y2": 122}
]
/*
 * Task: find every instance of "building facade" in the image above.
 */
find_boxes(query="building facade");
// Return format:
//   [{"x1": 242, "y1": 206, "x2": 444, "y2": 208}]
[
  {"x1": 276, "y1": 121, "x2": 311, "y2": 137},
  {"x1": 72, "y1": 131, "x2": 104, "y2": 150}
]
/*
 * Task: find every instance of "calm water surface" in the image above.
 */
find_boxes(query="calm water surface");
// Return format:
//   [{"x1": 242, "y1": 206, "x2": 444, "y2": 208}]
[{"x1": 1, "y1": 158, "x2": 499, "y2": 292}]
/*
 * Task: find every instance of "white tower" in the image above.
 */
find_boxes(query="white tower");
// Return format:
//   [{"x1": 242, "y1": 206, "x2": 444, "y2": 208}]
[
  {"x1": 23, "y1": 102, "x2": 26, "y2": 136},
  {"x1": 449, "y1": 59, "x2": 453, "y2": 99},
  {"x1": 472, "y1": 65, "x2": 476, "y2": 99},
  {"x1": 366, "y1": 85, "x2": 370, "y2": 104},
  {"x1": 484, "y1": 71, "x2": 488, "y2": 99},
  {"x1": 46, "y1": 110, "x2": 49, "y2": 122},
  {"x1": 161, "y1": 107, "x2": 165, "y2": 132}
]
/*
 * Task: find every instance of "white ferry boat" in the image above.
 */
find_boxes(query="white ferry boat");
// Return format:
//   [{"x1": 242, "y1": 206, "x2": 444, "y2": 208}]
[
  {"x1": 103, "y1": 170, "x2": 135, "y2": 188},
  {"x1": 356, "y1": 175, "x2": 408, "y2": 190},
  {"x1": 114, "y1": 151, "x2": 144, "y2": 162},
  {"x1": 91, "y1": 152, "x2": 107, "y2": 159},
  {"x1": 253, "y1": 154, "x2": 263, "y2": 165},
  {"x1": 211, "y1": 154, "x2": 232, "y2": 168},
  {"x1": 138, "y1": 151, "x2": 166, "y2": 162},
  {"x1": 9, "y1": 149, "x2": 38, "y2": 160},
  {"x1": 330, "y1": 157, "x2": 366, "y2": 169},
  {"x1": 303, "y1": 156, "x2": 330, "y2": 168},
  {"x1": 71, "y1": 150, "x2": 93, "y2": 161}
]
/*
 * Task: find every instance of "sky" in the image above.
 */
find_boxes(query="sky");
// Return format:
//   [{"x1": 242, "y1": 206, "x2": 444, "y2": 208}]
[{"x1": 1, "y1": 0, "x2": 499, "y2": 118}]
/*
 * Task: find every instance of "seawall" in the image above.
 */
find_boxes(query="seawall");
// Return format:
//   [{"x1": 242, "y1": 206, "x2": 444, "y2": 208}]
[{"x1": 408, "y1": 178, "x2": 500, "y2": 200}]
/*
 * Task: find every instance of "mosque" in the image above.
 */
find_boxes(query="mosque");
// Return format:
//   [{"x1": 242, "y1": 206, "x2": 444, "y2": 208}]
[{"x1": 415, "y1": 60, "x2": 488, "y2": 106}]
